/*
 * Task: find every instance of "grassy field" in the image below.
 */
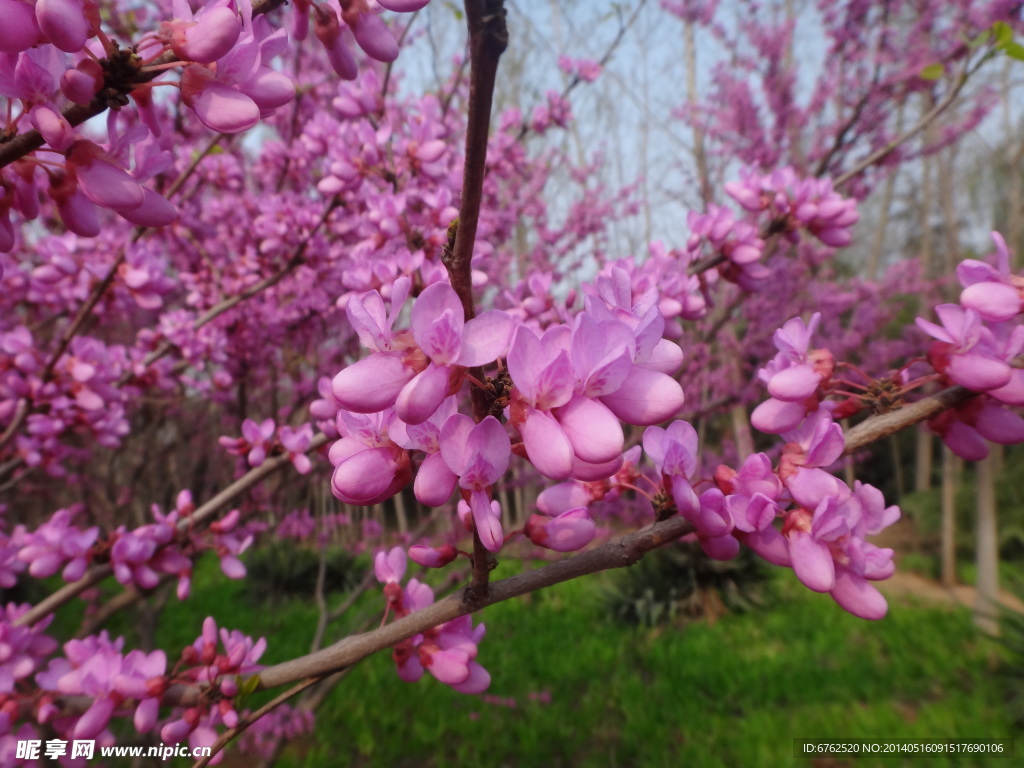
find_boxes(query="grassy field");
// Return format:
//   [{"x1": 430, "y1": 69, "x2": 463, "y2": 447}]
[{"x1": 94, "y1": 550, "x2": 1019, "y2": 768}]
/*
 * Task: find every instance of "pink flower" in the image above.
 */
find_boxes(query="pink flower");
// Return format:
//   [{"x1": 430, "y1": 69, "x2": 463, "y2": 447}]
[
  {"x1": 279, "y1": 423, "x2": 314, "y2": 475},
  {"x1": 916, "y1": 304, "x2": 1013, "y2": 392},
  {"x1": 956, "y1": 232, "x2": 1022, "y2": 322},
  {"x1": 374, "y1": 546, "x2": 406, "y2": 584},
  {"x1": 643, "y1": 420, "x2": 701, "y2": 517},
  {"x1": 524, "y1": 508, "x2": 596, "y2": 552},
  {"x1": 439, "y1": 414, "x2": 510, "y2": 551}
]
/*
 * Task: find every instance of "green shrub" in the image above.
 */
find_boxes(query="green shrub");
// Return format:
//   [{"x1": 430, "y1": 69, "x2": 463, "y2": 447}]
[
  {"x1": 243, "y1": 541, "x2": 365, "y2": 601},
  {"x1": 602, "y1": 541, "x2": 772, "y2": 627}
]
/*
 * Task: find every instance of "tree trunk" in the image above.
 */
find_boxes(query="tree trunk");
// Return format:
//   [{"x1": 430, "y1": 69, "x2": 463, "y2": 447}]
[
  {"x1": 914, "y1": 429, "x2": 932, "y2": 492},
  {"x1": 940, "y1": 445, "x2": 957, "y2": 587},
  {"x1": 974, "y1": 452, "x2": 999, "y2": 634},
  {"x1": 731, "y1": 403, "x2": 754, "y2": 461}
]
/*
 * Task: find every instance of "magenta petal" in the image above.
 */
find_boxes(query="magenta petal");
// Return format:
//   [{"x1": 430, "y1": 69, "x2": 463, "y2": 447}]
[
  {"x1": 750, "y1": 398, "x2": 807, "y2": 434},
  {"x1": 242, "y1": 68, "x2": 296, "y2": 112},
  {"x1": 526, "y1": 508, "x2": 595, "y2": 552},
  {"x1": 30, "y1": 105, "x2": 73, "y2": 152},
  {"x1": 643, "y1": 339, "x2": 685, "y2": 375},
  {"x1": 75, "y1": 159, "x2": 145, "y2": 211},
  {"x1": 830, "y1": 568, "x2": 888, "y2": 620},
  {"x1": 947, "y1": 353, "x2": 1011, "y2": 392},
  {"x1": 989, "y1": 370, "x2": 1024, "y2": 406},
  {"x1": 789, "y1": 531, "x2": 835, "y2": 593},
  {"x1": 74, "y1": 697, "x2": 116, "y2": 740},
  {"x1": 537, "y1": 481, "x2": 591, "y2": 515},
  {"x1": 0, "y1": 0, "x2": 40, "y2": 52},
  {"x1": 414, "y1": 451, "x2": 458, "y2": 507},
  {"x1": 220, "y1": 555, "x2": 246, "y2": 579},
  {"x1": 134, "y1": 698, "x2": 159, "y2": 733},
  {"x1": 470, "y1": 491, "x2": 503, "y2": 552},
  {"x1": 669, "y1": 476, "x2": 699, "y2": 520},
  {"x1": 115, "y1": 189, "x2": 178, "y2": 227},
  {"x1": 457, "y1": 310, "x2": 513, "y2": 366},
  {"x1": 767, "y1": 364, "x2": 819, "y2": 401},
  {"x1": 555, "y1": 395, "x2": 623, "y2": 464},
  {"x1": 332, "y1": 353, "x2": 412, "y2": 412},
  {"x1": 701, "y1": 534, "x2": 740, "y2": 561},
  {"x1": 744, "y1": 525, "x2": 792, "y2": 567},
  {"x1": 599, "y1": 366, "x2": 683, "y2": 425},
  {"x1": 352, "y1": 13, "x2": 399, "y2": 62},
  {"x1": 786, "y1": 467, "x2": 842, "y2": 510},
  {"x1": 180, "y1": 7, "x2": 241, "y2": 63},
  {"x1": 960, "y1": 282, "x2": 1020, "y2": 322},
  {"x1": 439, "y1": 412, "x2": 474, "y2": 473},
  {"x1": 973, "y1": 404, "x2": 1024, "y2": 445},
  {"x1": 332, "y1": 448, "x2": 397, "y2": 504},
  {"x1": 941, "y1": 421, "x2": 989, "y2": 461},
  {"x1": 326, "y1": 36, "x2": 358, "y2": 79},
  {"x1": 376, "y1": 0, "x2": 431, "y2": 10},
  {"x1": 569, "y1": 453, "x2": 623, "y2": 482},
  {"x1": 191, "y1": 81, "x2": 260, "y2": 133},
  {"x1": 37, "y1": 0, "x2": 90, "y2": 52},
  {"x1": 57, "y1": 191, "x2": 101, "y2": 237},
  {"x1": 450, "y1": 662, "x2": 491, "y2": 694},
  {"x1": 61, "y1": 67, "x2": 100, "y2": 103},
  {"x1": 427, "y1": 648, "x2": 471, "y2": 685},
  {"x1": 396, "y1": 363, "x2": 449, "y2": 425},
  {"x1": 520, "y1": 410, "x2": 574, "y2": 480},
  {"x1": 467, "y1": 416, "x2": 512, "y2": 476}
]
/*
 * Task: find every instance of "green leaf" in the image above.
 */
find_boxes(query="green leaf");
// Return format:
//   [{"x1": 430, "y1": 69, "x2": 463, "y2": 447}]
[
  {"x1": 1004, "y1": 41, "x2": 1024, "y2": 62},
  {"x1": 993, "y1": 21, "x2": 1014, "y2": 47},
  {"x1": 919, "y1": 63, "x2": 944, "y2": 80},
  {"x1": 233, "y1": 673, "x2": 262, "y2": 709}
]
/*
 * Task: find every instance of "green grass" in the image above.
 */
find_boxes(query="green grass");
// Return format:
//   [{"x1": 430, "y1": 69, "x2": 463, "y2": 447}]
[{"x1": 102, "y1": 555, "x2": 1016, "y2": 767}]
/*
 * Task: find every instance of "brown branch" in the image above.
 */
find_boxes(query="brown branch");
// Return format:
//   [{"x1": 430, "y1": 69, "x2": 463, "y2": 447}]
[
  {"x1": 192, "y1": 676, "x2": 325, "y2": 768},
  {"x1": 162, "y1": 514, "x2": 696, "y2": 707},
  {"x1": 842, "y1": 384, "x2": 975, "y2": 456},
  {"x1": 0, "y1": 0, "x2": 287, "y2": 168},
  {"x1": 444, "y1": 0, "x2": 508, "y2": 321},
  {"x1": 832, "y1": 56, "x2": 983, "y2": 190},
  {"x1": 440, "y1": 0, "x2": 508, "y2": 590}
]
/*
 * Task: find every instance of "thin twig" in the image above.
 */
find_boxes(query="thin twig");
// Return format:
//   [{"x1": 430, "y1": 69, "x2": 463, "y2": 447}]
[
  {"x1": 833, "y1": 56, "x2": 984, "y2": 189},
  {"x1": 191, "y1": 676, "x2": 326, "y2": 768}
]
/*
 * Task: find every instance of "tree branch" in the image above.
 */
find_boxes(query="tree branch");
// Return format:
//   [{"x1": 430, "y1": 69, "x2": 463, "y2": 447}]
[
  {"x1": 444, "y1": 0, "x2": 508, "y2": 321},
  {"x1": 832, "y1": 56, "x2": 982, "y2": 190},
  {"x1": 842, "y1": 384, "x2": 975, "y2": 455},
  {"x1": 163, "y1": 514, "x2": 696, "y2": 706}
]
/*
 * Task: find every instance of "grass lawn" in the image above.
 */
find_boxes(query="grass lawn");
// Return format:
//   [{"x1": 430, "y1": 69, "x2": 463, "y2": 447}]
[{"x1": 102, "y1": 553, "x2": 1017, "y2": 767}]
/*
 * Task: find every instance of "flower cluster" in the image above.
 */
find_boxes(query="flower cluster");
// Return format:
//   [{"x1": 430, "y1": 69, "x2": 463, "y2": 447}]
[
  {"x1": 916, "y1": 233, "x2": 1024, "y2": 459},
  {"x1": 160, "y1": 617, "x2": 266, "y2": 754},
  {"x1": 220, "y1": 418, "x2": 314, "y2": 474},
  {"x1": 329, "y1": 267, "x2": 685, "y2": 554},
  {"x1": 19, "y1": 617, "x2": 265, "y2": 759},
  {"x1": 0, "y1": 0, "x2": 432, "y2": 251},
  {"x1": 374, "y1": 547, "x2": 490, "y2": 693}
]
